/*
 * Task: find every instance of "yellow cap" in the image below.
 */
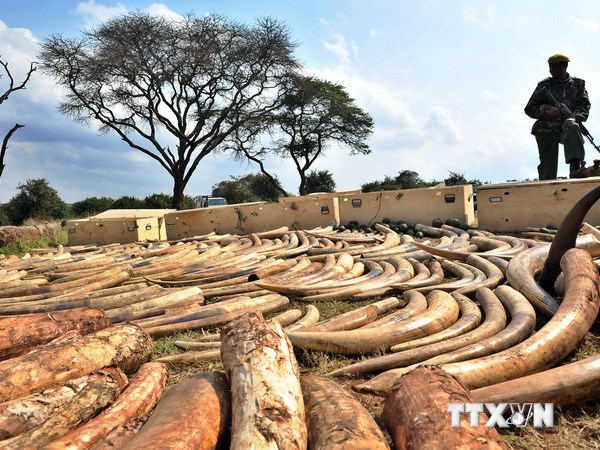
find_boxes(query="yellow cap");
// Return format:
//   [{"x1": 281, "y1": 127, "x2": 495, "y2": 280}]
[{"x1": 548, "y1": 53, "x2": 570, "y2": 64}]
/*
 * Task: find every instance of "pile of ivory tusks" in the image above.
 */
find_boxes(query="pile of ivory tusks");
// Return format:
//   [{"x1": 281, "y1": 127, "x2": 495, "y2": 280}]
[{"x1": 1, "y1": 209, "x2": 600, "y2": 446}]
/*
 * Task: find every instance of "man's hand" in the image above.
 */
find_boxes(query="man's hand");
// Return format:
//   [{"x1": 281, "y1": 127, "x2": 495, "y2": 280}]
[
  {"x1": 547, "y1": 106, "x2": 561, "y2": 117},
  {"x1": 563, "y1": 117, "x2": 576, "y2": 131}
]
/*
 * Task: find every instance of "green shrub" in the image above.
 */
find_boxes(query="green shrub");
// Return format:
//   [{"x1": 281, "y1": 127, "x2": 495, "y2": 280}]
[
  {"x1": 71, "y1": 196, "x2": 114, "y2": 217},
  {"x1": 4, "y1": 178, "x2": 71, "y2": 225}
]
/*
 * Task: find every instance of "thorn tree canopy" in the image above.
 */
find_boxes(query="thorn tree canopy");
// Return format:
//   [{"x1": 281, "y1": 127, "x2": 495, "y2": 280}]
[
  {"x1": 39, "y1": 12, "x2": 300, "y2": 209},
  {"x1": 230, "y1": 74, "x2": 373, "y2": 195}
]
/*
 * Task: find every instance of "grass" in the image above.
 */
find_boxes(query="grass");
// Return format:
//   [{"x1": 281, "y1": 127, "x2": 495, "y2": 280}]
[
  {"x1": 0, "y1": 220, "x2": 68, "y2": 257},
  {"x1": 0, "y1": 231, "x2": 68, "y2": 257}
]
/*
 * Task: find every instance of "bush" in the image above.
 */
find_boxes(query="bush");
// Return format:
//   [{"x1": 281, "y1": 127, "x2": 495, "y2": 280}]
[
  {"x1": 71, "y1": 196, "x2": 114, "y2": 218},
  {"x1": 0, "y1": 206, "x2": 10, "y2": 226},
  {"x1": 4, "y1": 178, "x2": 71, "y2": 225},
  {"x1": 305, "y1": 170, "x2": 336, "y2": 193},
  {"x1": 111, "y1": 195, "x2": 145, "y2": 209}
]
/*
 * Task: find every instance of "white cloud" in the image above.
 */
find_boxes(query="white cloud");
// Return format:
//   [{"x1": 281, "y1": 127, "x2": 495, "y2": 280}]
[
  {"x1": 351, "y1": 42, "x2": 360, "y2": 60},
  {"x1": 75, "y1": 1, "x2": 183, "y2": 28},
  {"x1": 146, "y1": 3, "x2": 185, "y2": 22},
  {"x1": 569, "y1": 15, "x2": 600, "y2": 34},
  {"x1": 124, "y1": 151, "x2": 153, "y2": 163},
  {"x1": 461, "y1": 5, "x2": 499, "y2": 28},
  {"x1": 423, "y1": 106, "x2": 463, "y2": 144},
  {"x1": 323, "y1": 33, "x2": 350, "y2": 65},
  {"x1": 75, "y1": 1, "x2": 127, "y2": 29}
]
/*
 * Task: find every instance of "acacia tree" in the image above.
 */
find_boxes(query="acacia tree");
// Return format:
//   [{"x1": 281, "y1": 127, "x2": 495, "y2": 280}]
[
  {"x1": 232, "y1": 75, "x2": 373, "y2": 195},
  {"x1": 5, "y1": 178, "x2": 70, "y2": 225},
  {"x1": 0, "y1": 56, "x2": 36, "y2": 179},
  {"x1": 305, "y1": 169, "x2": 336, "y2": 193},
  {"x1": 212, "y1": 173, "x2": 286, "y2": 204},
  {"x1": 39, "y1": 13, "x2": 299, "y2": 209}
]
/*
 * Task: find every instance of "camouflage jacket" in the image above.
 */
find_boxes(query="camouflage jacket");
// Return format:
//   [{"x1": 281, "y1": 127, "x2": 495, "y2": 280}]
[{"x1": 524, "y1": 74, "x2": 590, "y2": 135}]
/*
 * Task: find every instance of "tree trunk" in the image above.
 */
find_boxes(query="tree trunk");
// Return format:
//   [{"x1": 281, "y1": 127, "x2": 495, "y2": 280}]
[
  {"x1": 383, "y1": 366, "x2": 506, "y2": 450},
  {"x1": 0, "y1": 324, "x2": 153, "y2": 403},
  {"x1": 221, "y1": 311, "x2": 307, "y2": 449},
  {"x1": 0, "y1": 124, "x2": 24, "y2": 179},
  {"x1": 172, "y1": 174, "x2": 186, "y2": 210},
  {"x1": 0, "y1": 368, "x2": 128, "y2": 449},
  {"x1": 0, "y1": 308, "x2": 111, "y2": 360},
  {"x1": 122, "y1": 371, "x2": 230, "y2": 450}
]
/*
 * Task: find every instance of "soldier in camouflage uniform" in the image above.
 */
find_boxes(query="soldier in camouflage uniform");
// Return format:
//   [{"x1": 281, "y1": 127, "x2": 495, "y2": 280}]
[{"x1": 525, "y1": 53, "x2": 590, "y2": 180}]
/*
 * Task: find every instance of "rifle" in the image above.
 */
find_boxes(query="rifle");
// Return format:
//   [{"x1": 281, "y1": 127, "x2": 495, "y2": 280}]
[{"x1": 537, "y1": 86, "x2": 600, "y2": 153}]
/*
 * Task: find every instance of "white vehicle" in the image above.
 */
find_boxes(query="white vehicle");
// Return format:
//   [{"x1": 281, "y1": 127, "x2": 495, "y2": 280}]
[{"x1": 195, "y1": 195, "x2": 228, "y2": 208}]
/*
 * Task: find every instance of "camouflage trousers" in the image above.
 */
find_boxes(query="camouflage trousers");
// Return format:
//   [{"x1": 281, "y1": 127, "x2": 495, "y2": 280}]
[{"x1": 534, "y1": 123, "x2": 585, "y2": 180}]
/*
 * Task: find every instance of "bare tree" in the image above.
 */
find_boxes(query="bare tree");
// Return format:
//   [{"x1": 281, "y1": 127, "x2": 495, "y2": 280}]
[
  {"x1": 0, "y1": 57, "x2": 36, "y2": 179},
  {"x1": 39, "y1": 13, "x2": 300, "y2": 209}
]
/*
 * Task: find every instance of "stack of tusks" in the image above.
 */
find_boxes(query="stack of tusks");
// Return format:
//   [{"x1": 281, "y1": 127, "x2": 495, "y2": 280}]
[{"x1": 0, "y1": 310, "x2": 394, "y2": 449}]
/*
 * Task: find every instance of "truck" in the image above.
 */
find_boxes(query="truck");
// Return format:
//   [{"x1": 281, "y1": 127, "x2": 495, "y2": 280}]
[{"x1": 195, "y1": 195, "x2": 228, "y2": 208}]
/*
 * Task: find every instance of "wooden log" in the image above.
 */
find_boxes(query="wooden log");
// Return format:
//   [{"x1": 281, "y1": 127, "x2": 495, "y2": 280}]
[
  {"x1": 383, "y1": 366, "x2": 506, "y2": 450},
  {"x1": 0, "y1": 368, "x2": 128, "y2": 449},
  {"x1": 121, "y1": 371, "x2": 230, "y2": 450},
  {"x1": 221, "y1": 312, "x2": 307, "y2": 449},
  {"x1": 301, "y1": 374, "x2": 389, "y2": 449},
  {"x1": 0, "y1": 308, "x2": 111, "y2": 360},
  {"x1": 45, "y1": 362, "x2": 168, "y2": 449},
  {"x1": 0, "y1": 324, "x2": 153, "y2": 403}
]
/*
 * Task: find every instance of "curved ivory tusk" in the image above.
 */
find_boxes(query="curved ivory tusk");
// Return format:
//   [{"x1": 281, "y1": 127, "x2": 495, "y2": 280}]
[
  {"x1": 284, "y1": 305, "x2": 321, "y2": 332},
  {"x1": 144, "y1": 295, "x2": 290, "y2": 338},
  {"x1": 470, "y1": 353, "x2": 600, "y2": 407},
  {"x1": 392, "y1": 258, "x2": 444, "y2": 290},
  {"x1": 352, "y1": 282, "x2": 538, "y2": 394},
  {"x1": 132, "y1": 294, "x2": 252, "y2": 328},
  {"x1": 360, "y1": 291, "x2": 428, "y2": 329},
  {"x1": 441, "y1": 248, "x2": 599, "y2": 390},
  {"x1": 538, "y1": 185, "x2": 600, "y2": 291},
  {"x1": 413, "y1": 224, "x2": 459, "y2": 238},
  {"x1": 330, "y1": 287, "x2": 506, "y2": 377},
  {"x1": 411, "y1": 259, "x2": 477, "y2": 293},
  {"x1": 299, "y1": 259, "x2": 412, "y2": 302},
  {"x1": 388, "y1": 292, "x2": 481, "y2": 352},
  {"x1": 453, "y1": 254, "x2": 505, "y2": 296},
  {"x1": 287, "y1": 290, "x2": 459, "y2": 355},
  {"x1": 305, "y1": 298, "x2": 399, "y2": 332}
]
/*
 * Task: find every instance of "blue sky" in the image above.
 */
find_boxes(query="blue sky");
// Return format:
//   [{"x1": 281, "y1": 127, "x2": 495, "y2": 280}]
[{"x1": 2, "y1": 0, "x2": 600, "y2": 203}]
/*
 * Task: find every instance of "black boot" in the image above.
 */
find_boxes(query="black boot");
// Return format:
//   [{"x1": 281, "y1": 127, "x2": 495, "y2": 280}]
[{"x1": 570, "y1": 160, "x2": 589, "y2": 178}]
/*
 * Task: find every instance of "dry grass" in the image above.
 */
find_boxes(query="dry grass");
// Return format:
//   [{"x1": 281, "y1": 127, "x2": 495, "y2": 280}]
[{"x1": 153, "y1": 297, "x2": 600, "y2": 449}]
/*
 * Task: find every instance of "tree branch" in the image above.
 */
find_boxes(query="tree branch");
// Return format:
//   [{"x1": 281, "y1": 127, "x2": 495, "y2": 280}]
[{"x1": 0, "y1": 124, "x2": 24, "y2": 179}]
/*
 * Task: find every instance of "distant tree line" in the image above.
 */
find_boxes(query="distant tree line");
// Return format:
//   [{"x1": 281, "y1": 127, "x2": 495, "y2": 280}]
[
  {"x1": 0, "y1": 178, "x2": 198, "y2": 226},
  {"x1": 360, "y1": 170, "x2": 485, "y2": 192},
  {"x1": 0, "y1": 169, "x2": 489, "y2": 227}
]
